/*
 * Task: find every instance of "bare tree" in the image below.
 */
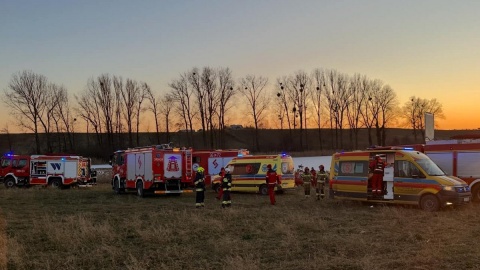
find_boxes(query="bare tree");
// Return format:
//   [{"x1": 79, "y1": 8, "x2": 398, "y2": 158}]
[
  {"x1": 4, "y1": 70, "x2": 49, "y2": 153},
  {"x1": 358, "y1": 77, "x2": 375, "y2": 146},
  {"x1": 217, "y1": 67, "x2": 235, "y2": 148},
  {"x1": 170, "y1": 73, "x2": 195, "y2": 146},
  {"x1": 239, "y1": 75, "x2": 269, "y2": 151},
  {"x1": 285, "y1": 71, "x2": 310, "y2": 150},
  {"x1": 373, "y1": 84, "x2": 399, "y2": 145},
  {"x1": 113, "y1": 76, "x2": 124, "y2": 148},
  {"x1": 324, "y1": 70, "x2": 351, "y2": 149},
  {"x1": 134, "y1": 82, "x2": 146, "y2": 146},
  {"x1": 201, "y1": 67, "x2": 218, "y2": 148},
  {"x1": 51, "y1": 85, "x2": 73, "y2": 152},
  {"x1": 311, "y1": 69, "x2": 327, "y2": 150},
  {"x1": 160, "y1": 93, "x2": 174, "y2": 143},
  {"x1": 189, "y1": 68, "x2": 207, "y2": 146},
  {"x1": 403, "y1": 96, "x2": 445, "y2": 141},
  {"x1": 345, "y1": 74, "x2": 369, "y2": 149},
  {"x1": 75, "y1": 80, "x2": 104, "y2": 150},
  {"x1": 144, "y1": 83, "x2": 161, "y2": 144}
]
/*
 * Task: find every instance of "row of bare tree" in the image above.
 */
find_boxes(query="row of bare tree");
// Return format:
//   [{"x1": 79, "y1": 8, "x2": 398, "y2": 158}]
[{"x1": 3, "y1": 68, "x2": 444, "y2": 156}]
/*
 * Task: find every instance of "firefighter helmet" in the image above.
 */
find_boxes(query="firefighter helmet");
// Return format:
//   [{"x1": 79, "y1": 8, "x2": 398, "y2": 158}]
[
  {"x1": 319, "y1": 165, "x2": 324, "y2": 170},
  {"x1": 197, "y1": 167, "x2": 204, "y2": 173},
  {"x1": 225, "y1": 166, "x2": 231, "y2": 173},
  {"x1": 267, "y1": 164, "x2": 272, "y2": 169}
]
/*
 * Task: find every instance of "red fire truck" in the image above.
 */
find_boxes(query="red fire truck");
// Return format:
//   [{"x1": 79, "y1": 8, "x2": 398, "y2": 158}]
[
  {"x1": 401, "y1": 137, "x2": 480, "y2": 202},
  {"x1": 191, "y1": 148, "x2": 249, "y2": 185},
  {"x1": 110, "y1": 144, "x2": 194, "y2": 196},
  {"x1": 0, "y1": 154, "x2": 89, "y2": 188}
]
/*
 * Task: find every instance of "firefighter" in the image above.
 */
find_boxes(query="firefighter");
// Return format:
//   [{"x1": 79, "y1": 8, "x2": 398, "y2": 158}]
[
  {"x1": 301, "y1": 167, "x2": 312, "y2": 198},
  {"x1": 316, "y1": 165, "x2": 328, "y2": 200},
  {"x1": 222, "y1": 166, "x2": 232, "y2": 208},
  {"x1": 310, "y1": 167, "x2": 317, "y2": 191},
  {"x1": 265, "y1": 164, "x2": 280, "y2": 205},
  {"x1": 369, "y1": 155, "x2": 386, "y2": 196},
  {"x1": 216, "y1": 167, "x2": 225, "y2": 200},
  {"x1": 194, "y1": 167, "x2": 206, "y2": 208}
]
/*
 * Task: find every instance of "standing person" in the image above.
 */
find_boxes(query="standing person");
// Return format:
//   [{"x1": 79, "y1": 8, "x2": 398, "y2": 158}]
[
  {"x1": 194, "y1": 167, "x2": 206, "y2": 208},
  {"x1": 310, "y1": 167, "x2": 317, "y2": 196},
  {"x1": 301, "y1": 167, "x2": 312, "y2": 198},
  {"x1": 216, "y1": 167, "x2": 225, "y2": 200},
  {"x1": 222, "y1": 166, "x2": 232, "y2": 208},
  {"x1": 369, "y1": 155, "x2": 386, "y2": 196},
  {"x1": 265, "y1": 164, "x2": 280, "y2": 205},
  {"x1": 316, "y1": 165, "x2": 328, "y2": 200}
]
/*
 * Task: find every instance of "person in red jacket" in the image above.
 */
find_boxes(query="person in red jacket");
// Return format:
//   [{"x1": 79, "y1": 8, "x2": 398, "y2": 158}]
[
  {"x1": 265, "y1": 164, "x2": 280, "y2": 205},
  {"x1": 369, "y1": 155, "x2": 386, "y2": 196},
  {"x1": 216, "y1": 167, "x2": 225, "y2": 200}
]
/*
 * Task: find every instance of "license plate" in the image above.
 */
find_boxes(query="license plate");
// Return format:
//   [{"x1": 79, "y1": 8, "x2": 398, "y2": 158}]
[{"x1": 464, "y1": 197, "x2": 470, "y2": 202}]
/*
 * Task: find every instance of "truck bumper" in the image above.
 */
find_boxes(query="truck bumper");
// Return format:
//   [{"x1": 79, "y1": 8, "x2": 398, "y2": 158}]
[{"x1": 438, "y1": 190, "x2": 471, "y2": 207}]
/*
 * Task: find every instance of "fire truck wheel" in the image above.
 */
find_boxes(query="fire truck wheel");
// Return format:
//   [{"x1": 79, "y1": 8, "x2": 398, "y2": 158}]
[
  {"x1": 50, "y1": 179, "x2": 62, "y2": 189},
  {"x1": 136, "y1": 181, "x2": 144, "y2": 197},
  {"x1": 472, "y1": 185, "x2": 480, "y2": 202},
  {"x1": 113, "y1": 179, "x2": 122, "y2": 194},
  {"x1": 420, "y1": 194, "x2": 440, "y2": 212},
  {"x1": 4, "y1": 177, "x2": 15, "y2": 188},
  {"x1": 259, "y1": 184, "x2": 268, "y2": 196}
]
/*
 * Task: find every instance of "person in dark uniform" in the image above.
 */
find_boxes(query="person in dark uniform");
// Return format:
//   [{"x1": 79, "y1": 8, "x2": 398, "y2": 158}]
[
  {"x1": 194, "y1": 167, "x2": 206, "y2": 208},
  {"x1": 301, "y1": 167, "x2": 312, "y2": 198},
  {"x1": 316, "y1": 165, "x2": 329, "y2": 200},
  {"x1": 222, "y1": 166, "x2": 232, "y2": 208}
]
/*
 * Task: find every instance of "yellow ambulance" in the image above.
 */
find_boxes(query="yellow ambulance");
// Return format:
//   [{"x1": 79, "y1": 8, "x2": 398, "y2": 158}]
[
  {"x1": 329, "y1": 147, "x2": 471, "y2": 211},
  {"x1": 212, "y1": 154, "x2": 295, "y2": 195}
]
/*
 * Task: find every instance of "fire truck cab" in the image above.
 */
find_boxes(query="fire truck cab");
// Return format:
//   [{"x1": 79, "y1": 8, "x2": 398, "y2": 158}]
[{"x1": 110, "y1": 144, "x2": 193, "y2": 197}]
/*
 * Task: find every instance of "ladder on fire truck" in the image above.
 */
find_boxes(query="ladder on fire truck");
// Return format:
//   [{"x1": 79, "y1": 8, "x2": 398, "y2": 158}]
[{"x1": 185, "y1": 149, "x2": 192, "y2": 178}]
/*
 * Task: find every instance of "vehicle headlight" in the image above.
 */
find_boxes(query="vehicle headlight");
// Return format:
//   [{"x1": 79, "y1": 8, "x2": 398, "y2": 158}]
[{"x1": 442, "y1": 186, "x2": 455, "y2": 191}]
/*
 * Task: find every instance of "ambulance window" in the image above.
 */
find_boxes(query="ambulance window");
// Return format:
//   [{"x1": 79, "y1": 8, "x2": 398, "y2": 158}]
[
  {"x1": 395, "y1": 161, "x2": 423, "y2": 178},
  {"x1": 338, "y1": 161, "x2": 368, "y2": 176},
  {"x1": 234, "y1": 163, "x2": 260, "y2": 175},
  {"x1": 282, "y1": 161, "x2": 294, "y2": 174}
]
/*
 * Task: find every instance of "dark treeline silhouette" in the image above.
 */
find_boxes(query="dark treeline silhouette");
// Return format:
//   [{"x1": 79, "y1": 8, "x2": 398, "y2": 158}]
[{"x1": 1, "y1": 128, "x2": 477, "y2": 163}]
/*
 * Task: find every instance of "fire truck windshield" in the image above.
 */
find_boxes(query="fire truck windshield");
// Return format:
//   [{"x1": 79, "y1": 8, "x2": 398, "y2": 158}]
[{"x1": 1, "y1": 158, "x2": 11, "y2": 168}]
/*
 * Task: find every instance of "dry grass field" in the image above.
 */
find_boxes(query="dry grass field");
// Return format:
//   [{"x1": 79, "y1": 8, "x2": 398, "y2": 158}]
[{"x1": 1, "y1": 183, "x2": 480, "y2": 270}]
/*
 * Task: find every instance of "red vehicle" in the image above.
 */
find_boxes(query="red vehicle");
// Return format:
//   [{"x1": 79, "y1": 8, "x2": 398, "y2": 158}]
[
  {"x1": 191, "y1": 149, "x2": 249, "y2": 185},
  {"x1": 110, "y1": 144, "x2": 194, "y2": 196},
  {"x1": 79, "y1": 157, "x2": 97, "y2": 186},
  {"x1": 401, "y1": 137, "x2": 480, "y2": 202},
  {"x1": 1, "y1": 154, "x2": 90, "y2": 188}
]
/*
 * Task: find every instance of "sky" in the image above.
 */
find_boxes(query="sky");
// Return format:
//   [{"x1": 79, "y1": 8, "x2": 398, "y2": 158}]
[{"x1": 1, "y1": 0, "x2": 479, "y2": 131}]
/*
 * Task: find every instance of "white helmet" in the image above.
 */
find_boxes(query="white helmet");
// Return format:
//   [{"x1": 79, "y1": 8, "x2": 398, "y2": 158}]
[{"x1": 225, "y1": 166, "x2": 231, "y2": 173}]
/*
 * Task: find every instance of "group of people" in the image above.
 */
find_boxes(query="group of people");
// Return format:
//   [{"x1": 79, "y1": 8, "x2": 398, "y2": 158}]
[
  {"x1": 195, "y1": 166, "x2": 232, "y2": 208},
  {"x1": 298, "y1": 165, "x2": 329, "y2": 200},
  {"x1": 194, "y1": 163, "x2": 329, "y2": 208}
]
